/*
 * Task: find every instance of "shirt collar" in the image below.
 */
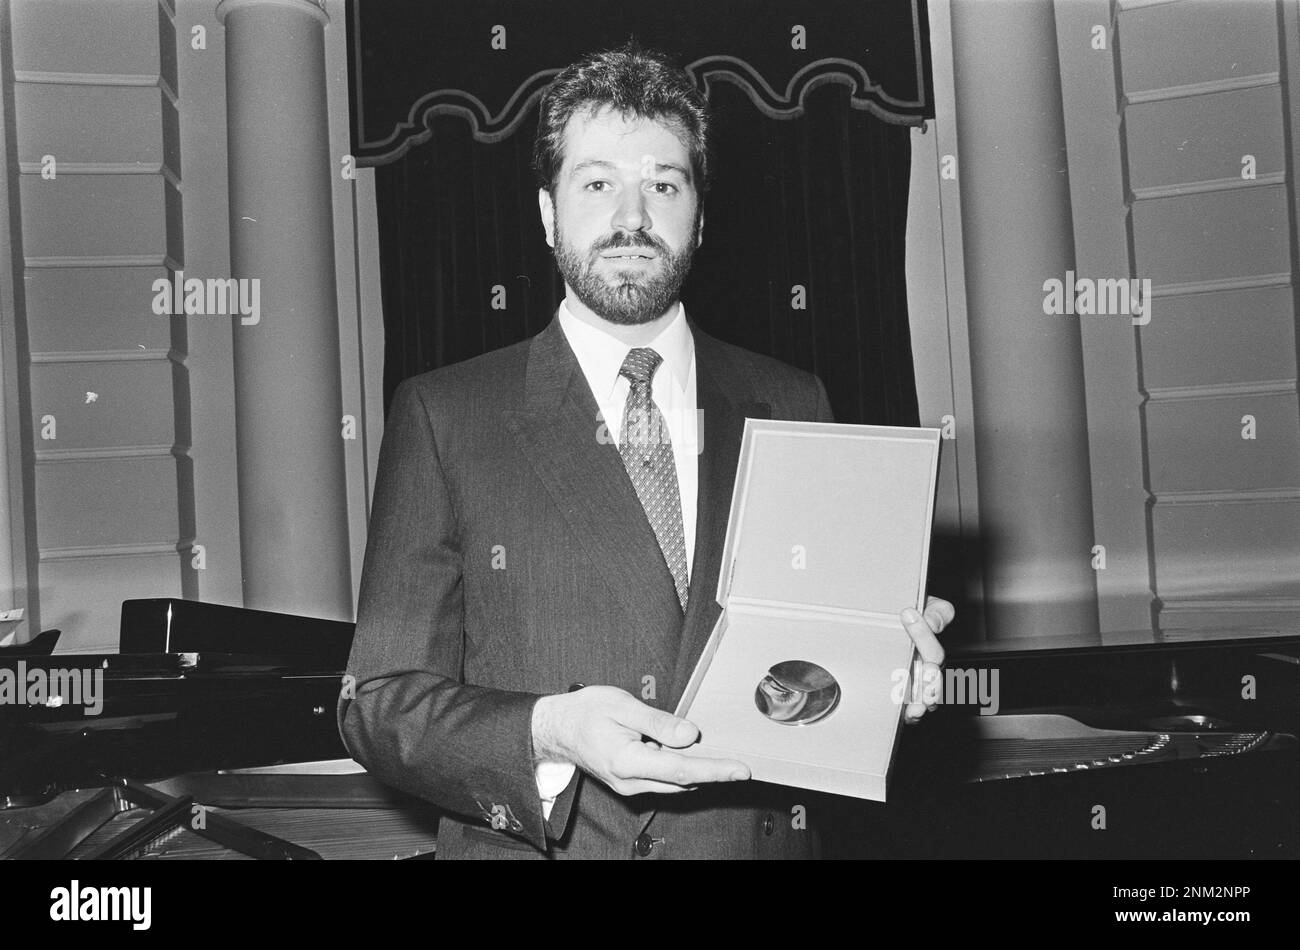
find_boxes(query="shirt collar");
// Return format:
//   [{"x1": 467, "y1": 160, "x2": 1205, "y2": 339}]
[{"x1": 557, "y1": 299, "x2": 694, "y2": 403}]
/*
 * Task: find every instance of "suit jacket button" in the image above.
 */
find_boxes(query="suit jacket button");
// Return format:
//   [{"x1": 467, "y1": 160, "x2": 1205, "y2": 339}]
[
  {"x1": 634, "y1": 832, "x2": 655, "y2": 857},
  {"x1": 762, "y1": 813, "x2": 775, "y2": 836}
]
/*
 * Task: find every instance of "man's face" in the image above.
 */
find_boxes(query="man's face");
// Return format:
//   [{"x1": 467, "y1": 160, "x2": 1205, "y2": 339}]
[{"x1": 539, "y1": 105, "x2": 703, "y2": 325}]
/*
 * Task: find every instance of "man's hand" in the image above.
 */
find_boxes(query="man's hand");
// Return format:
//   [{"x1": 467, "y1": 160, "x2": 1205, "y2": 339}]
[
  {"x1": 531, "y1": 685, "x2": 750, "y2": 796},
  {"x1": 901, "y1": 595, "x2": 954, "y2": 725}
]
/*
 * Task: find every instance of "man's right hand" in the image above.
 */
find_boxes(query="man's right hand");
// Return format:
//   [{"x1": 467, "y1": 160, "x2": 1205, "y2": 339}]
[{"x1": 531, "y1": 685, "x2": 751, "y2": 797}]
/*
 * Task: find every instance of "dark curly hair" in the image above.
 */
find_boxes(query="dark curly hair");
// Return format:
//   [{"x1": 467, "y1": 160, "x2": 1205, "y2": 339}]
[{"x1": 533, "y1": 41, "x2": 711, "y2": 196}]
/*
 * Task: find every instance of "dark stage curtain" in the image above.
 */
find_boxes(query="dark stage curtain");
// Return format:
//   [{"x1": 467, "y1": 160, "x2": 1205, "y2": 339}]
[{"x1": 373, "y1": 80, "x2": 919, "y2": 428}]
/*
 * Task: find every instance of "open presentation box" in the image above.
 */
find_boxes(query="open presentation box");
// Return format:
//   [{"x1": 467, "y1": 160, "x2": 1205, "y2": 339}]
[{"x1": 676, "y1": 418, "x2": 941, "y2": 800}]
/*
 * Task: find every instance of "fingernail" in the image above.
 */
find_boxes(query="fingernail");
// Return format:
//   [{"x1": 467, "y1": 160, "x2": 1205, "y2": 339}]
[
  {"x1": 730, "y1": 770, "x2": 748, "y2": 781},
  {"x1": 902, "y1": 608, "x2": 921, "y2": 624}
]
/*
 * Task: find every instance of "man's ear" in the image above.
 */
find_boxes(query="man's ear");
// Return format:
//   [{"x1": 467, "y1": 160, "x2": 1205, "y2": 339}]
[
  {"x1": 538, "y1": 188, "x2": 556, "y2": 248},
  {"x1": 696, "y1": 207, "x2": 705, "y2": 249}
]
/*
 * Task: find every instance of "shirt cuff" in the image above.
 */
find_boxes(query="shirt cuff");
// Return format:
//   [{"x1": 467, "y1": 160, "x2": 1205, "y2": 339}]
[{"x1": 535, "y1": 761, "x2": 577, "y2": 820}]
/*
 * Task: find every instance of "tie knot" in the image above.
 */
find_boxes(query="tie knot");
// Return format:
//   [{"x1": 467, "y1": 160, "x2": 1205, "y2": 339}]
[{"x1": 619, "y1": 347, "x2": 663, "y2": 386}]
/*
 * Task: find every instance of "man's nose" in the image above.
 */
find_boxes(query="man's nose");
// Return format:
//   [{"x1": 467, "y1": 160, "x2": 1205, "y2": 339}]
[{"x1": 611, "y1": 189, "x2": 649, "y2": 233}]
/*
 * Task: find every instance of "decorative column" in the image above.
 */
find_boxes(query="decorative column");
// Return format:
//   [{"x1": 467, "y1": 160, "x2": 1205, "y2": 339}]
[
  {"x1": 216, "y1": 0, "x2": 351, "y2": 619},
  {"x1": 949, "y1": 0, "x2": 1099, "y2": 640}
]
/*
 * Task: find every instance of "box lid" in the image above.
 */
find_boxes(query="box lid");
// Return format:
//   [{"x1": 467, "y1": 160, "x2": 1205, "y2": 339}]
[{"x1": 717, "y1": 419, "x2": 941, "y2": 617}]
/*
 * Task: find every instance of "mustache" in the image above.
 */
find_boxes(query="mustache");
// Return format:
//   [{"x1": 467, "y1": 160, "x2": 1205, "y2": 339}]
[{"x1": 590, "y1": 231, "x2": 668, "y2": 255}]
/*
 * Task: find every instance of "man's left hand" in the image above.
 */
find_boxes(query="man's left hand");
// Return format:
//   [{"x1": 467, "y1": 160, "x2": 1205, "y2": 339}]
[{"x1": 900, "y1": 596, "x2": 954, "y2": 725}]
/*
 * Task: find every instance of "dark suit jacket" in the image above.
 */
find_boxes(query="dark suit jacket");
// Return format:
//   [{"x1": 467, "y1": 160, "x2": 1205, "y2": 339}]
[{"x1": 338, "y1": 313, "x2": 835, "y2": 859}]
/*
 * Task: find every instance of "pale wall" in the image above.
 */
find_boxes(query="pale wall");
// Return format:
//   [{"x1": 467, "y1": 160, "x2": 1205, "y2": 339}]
[{"x1": 0, "y1": 0, "x2": 381, "y2": 651}]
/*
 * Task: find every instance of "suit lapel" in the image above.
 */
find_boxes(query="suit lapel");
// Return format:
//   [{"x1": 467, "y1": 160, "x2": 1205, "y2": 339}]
[
  {"x1": 502, "y1": 316, "x2": 683, "y2": 675},
  {"x1": 668, "y1": 326, "x2": 771, "y2": 707}
]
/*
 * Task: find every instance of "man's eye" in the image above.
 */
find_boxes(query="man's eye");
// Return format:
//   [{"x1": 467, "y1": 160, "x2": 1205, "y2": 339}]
[
  {"x1": 648, "y1": 181, "x2": 679, "y2": 195},
  {"x1": 584, "y1": 180, "x2": 611, "y2": 192}
]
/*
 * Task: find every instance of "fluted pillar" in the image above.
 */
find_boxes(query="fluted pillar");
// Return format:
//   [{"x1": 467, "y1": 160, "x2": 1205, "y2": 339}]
[
  {"x1": 950, "y1": 0, "x2": 1099, "y2": 639},
  {"x1": 216, "y1": 0, "x2": 351, "y2": 619}
]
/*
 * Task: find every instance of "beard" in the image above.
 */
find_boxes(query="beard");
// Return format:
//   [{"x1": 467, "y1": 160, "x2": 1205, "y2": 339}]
[{"x1": 552, "y1": 214, "x2": 699, "y2": 326}]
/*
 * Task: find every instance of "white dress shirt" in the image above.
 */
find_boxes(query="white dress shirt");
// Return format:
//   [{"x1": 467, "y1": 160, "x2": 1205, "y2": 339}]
[{"x1": 535, "y1": 300, "x2": 700, "y2": 816}]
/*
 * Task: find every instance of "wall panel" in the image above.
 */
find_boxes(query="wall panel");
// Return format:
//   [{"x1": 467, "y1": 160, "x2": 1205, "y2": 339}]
[
  {"x1": 1146, "y1": 390, "x2": 1300, "y2": 492},
  {"x1": 1141, "y1": 285, "x2": 1295, "y2": 389}
]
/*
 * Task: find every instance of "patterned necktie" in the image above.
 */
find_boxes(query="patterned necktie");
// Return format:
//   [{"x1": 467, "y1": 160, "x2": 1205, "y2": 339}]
[{"x1": 618, "y1": 347, "x2": 689, "y2": 611}]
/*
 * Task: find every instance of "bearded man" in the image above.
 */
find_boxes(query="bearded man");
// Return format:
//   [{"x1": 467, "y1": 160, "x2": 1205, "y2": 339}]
[{"x1": 338, "y1": 42, "x2": 952, "y2": 860}]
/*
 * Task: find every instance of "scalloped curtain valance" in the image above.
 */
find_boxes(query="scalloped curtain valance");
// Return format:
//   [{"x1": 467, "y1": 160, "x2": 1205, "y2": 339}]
[
  {"x1": 347, "y1": 0, "x2": 934, "y2": 166},
  {"x1": 352, "y1": 0, "x2": 925, "y2": 441}
]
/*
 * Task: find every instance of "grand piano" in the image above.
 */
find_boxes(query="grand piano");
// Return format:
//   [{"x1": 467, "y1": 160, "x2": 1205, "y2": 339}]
[
  {"x1": 848, "y1": 630, "x2": 1300, "y2": 859},
  {"x1": 1, "y1": 600, "x2": 1296, "y2": 859},
  {"x1": 0, "y1": 600, "x2": 439, "y2": 860}
]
